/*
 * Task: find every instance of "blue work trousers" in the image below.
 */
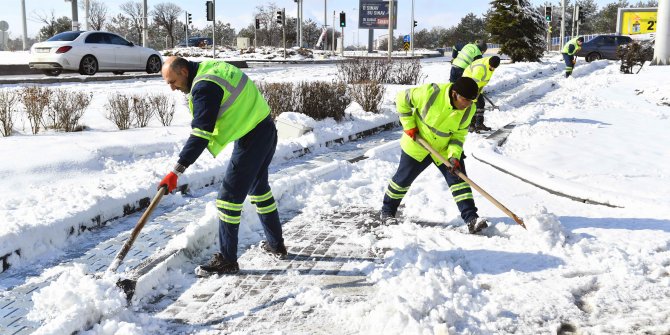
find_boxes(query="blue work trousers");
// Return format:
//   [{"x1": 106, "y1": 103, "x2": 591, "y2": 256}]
[
  {"x1": 562, "y1": 53, "x2": 575, "y2": 77},
  {"x1": 217, "y1": 116, "x2": 283, "y2": 262},
  {"x1": 449, "y1": 66, "x2": 465, "y2": 83},
  {"x1": 382, "y1": 150, "x2": 479, "y2": 223}
]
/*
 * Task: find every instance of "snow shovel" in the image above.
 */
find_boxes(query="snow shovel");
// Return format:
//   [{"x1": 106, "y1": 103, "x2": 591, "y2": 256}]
[
  {"x1": 106, "y1": 186, "x2": 167, "y2": 298},
  {"x1": 481, "y1": 93, "x2": 499, "y2": 110},
  {"x1": 416, "y1": 136, "x2": 526, "y2": 229}
]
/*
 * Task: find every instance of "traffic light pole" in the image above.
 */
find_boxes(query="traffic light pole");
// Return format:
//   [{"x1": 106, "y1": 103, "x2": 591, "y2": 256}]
[
  {"x1": 283, "y1": 9, "x2": 286, "y2": 59},
  {"x1": 388, "y1": 0, "x2": 393, "y2": 61},
  {"x1": 410, "y1": 0, "x2": 414, "y2": 57},
  {"x1": 185, "y1": 12, "x2": 189, "y2": 47},
  {"x1": 341, "y1": 26, "x2": 344, "y2": 56},
  {"x1": 212, "y1": 0, "x2": 216, "y2": 57},
  {"x1": 560, "y1": 0, "x2": 565, "y2": 49}
]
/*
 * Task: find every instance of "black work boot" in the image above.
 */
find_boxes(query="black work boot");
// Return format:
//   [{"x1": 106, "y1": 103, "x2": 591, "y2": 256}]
[
  {"x1": 379, "y1": 211, "x2": 398, "y2": 225},
  {"x1": 195, "y1": 252, "x2": 239, "y2": 277},
  {"x1": 467, "y1": 217, "x2": 489, "y2": 234},
  {"x1": 260, "y1": 240, "x2": 288, "y2": 260},
  {"x1": 474, "y1": 110, "x2": 491, "y2": 132}
]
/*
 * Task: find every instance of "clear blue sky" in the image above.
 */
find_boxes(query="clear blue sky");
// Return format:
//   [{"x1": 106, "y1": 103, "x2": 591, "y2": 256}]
[{"x1": 2, "y1": 0, "x2": 617, "y2": 40}]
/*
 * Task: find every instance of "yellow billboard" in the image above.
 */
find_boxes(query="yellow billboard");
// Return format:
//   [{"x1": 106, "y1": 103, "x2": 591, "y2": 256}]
[{"x1": 621, "y1": 11, "x2": 658, "y2": 35}]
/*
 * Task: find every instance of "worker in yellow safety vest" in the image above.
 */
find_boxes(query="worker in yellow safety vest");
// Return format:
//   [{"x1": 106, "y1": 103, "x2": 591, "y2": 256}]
[
  {"x1": 450, "y1": 39, "x2": 488, "y2": 83},
  {"x1": 561, "y1": 36, "x2": 584, "y2": 78},
  {"x1": 462, "y1": 55, "x2": 501, "y2": 132},
  {"x1": 380, "y1": 77, "x2": 490, "y2": 234},
  {"x1": 159, "y1": 56, "x2": 287, "y2": 277}
]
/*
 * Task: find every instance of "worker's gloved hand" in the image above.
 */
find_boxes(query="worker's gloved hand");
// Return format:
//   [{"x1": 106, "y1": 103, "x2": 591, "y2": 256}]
[
  {"x1": 448, "y1": 157, "x2": 461, "y2": 175},
  {"x1": 159, "y1": 171, "x2": 178, "y2": 194},
  {"x1": 572, "y1": 59, "x2": 576, "y2": 65},
  {"x1": 404, "y1": 127, "x2": 418, "y2": 140}
]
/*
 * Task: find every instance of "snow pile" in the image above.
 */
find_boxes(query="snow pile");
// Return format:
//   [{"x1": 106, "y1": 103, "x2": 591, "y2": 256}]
[
  {"x1": 520, "y1": 207, "x2": 566, "y2": 249},
  {"x1": 27, "y1": 264, "x2": 127, "y2": 335},
  {"x1": 339, "y1": 229, "x2": 495, "y2": 334}
]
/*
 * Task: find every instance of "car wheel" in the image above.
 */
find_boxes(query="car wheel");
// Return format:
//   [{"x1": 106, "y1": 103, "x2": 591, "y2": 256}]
[
  {"x1": 43, "y1": 69, "x2": 62, "y2": 77},
  {"x1": 79, "y1": 55, "x2": 98, "y2": 75},
  {"x1": 586, "y1": 53, "x2": 601, "y2": 62},
  {"x1": 146, "y1": 55, "x2": 161, "y2": 74},
  {"x1": 112, "y1": 71, "x2": 125, "y2": 75}
]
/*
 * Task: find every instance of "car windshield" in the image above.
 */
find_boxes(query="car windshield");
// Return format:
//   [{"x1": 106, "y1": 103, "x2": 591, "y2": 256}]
[{"x1": 47, "y1": 31, "x2": 84, "y2": 42}]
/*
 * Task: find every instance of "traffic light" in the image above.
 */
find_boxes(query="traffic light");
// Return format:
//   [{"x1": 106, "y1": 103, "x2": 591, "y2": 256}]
[
  {"x1": 339, "y1": 12, "x2": 346, "y2": 27},
  {"x1": 187, "y1": 13, "x2": 192, "y2": 25},
  {"x1": 413, "y1": 20, "x2": 417, "y2": 27},
  {"x1": 206, "y1": 1, "x2": 214, "y2": 21},
  {"x1": 545, "y1": 6, "x2": 552, "y2": 21},
  {"x1": 255, "y1": 18, "x2": 260, "y2": 29},
  {"x1": 577, "y1": 6, "x2": 584, "y2": 21},
  {"x1": 276, "y1": 10, "x2": 284, "y2": 24}
]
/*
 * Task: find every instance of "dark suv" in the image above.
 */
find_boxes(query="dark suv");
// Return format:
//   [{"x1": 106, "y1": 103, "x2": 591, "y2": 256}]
[
  {"x1": 176, "y1": 37, "x2": 213, "y2": 48},
  {"x1": 576, "y1": 35, "x2": 633, "y2": 62}
]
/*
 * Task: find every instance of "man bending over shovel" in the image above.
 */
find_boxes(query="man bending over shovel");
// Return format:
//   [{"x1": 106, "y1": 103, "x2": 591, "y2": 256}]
[
  {"x1": 380, "y1": 77, "x2": 489, "y2": 234},
  {"x1": 159, "y1": 56, "x2": 287, "y2": 277}
]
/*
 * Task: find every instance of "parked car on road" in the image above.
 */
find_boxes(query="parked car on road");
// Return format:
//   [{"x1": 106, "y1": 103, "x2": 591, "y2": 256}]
[
  {"x1": 576, "y1": 35, "x2": 633, "y2": 62},
  {"x1": 29, "y1": 31, "x2": 163, "y2": 76},
  {"x1": 176, "y1": 37, "x2": 213, "y2": 48}
]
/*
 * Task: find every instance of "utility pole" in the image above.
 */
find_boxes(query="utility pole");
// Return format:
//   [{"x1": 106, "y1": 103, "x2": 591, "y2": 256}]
[
  {"x1": 332, "y1": 10, "x2": 335, "y2": 53},
  {"x1": 142, "y1": 0, "x2": 148, "y2": 46},
  {"x1": 66, "y1": 0, "x2": 80, "y2": 31},
  {"x1": 324, "y1": 0, "x2": 327, "y2": 52},
  {"x1": 571, "y1": 4, "x2": 576, "y2": 40},
  {"x1": 388, "y1": 0, "x2": 393, "y2": 61},
  {"x1": 21, "y1": 0, "x2": 27, "y2": 50},
  {"x1": 83, "y1": 0, "x2": 89, "y2": 30},
  {"x1": 560, "y1": 0, "x2": 566, "y2": 49},
  {"x1": 299, "y1": 0, "x2": 303, "y2": 48},
  {"x1": 410, "y1": 0, "x2": 414, "y2": 57},
  {"x1": 185, "y1": 12, "x2": 189, "y2": 47},
  {"x1": 212, "y1": 0, "x2": 216, "y2": 57}
]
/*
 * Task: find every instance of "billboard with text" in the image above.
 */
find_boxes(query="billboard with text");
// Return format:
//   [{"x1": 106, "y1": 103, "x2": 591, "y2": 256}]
[{"x1": 359, "y1": 0, "x2": 398, "y2": 29}]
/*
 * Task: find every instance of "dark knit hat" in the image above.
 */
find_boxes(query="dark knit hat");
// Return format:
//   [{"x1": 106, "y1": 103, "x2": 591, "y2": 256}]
[
  {"x1": 452, "y1": 77, "x2": 479, "y2": 100},
  {"x1": 489, "y1": 55, "x2": 501, "y2": 68},
  {"x1": 577, "y1": 36, "x2": 584, "y2": 42}
]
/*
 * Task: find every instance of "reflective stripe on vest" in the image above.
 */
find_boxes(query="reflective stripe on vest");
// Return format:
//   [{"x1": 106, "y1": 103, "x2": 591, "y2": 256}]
[
  {"x1": 467, "y1": 63, "x2": 489, "y2": 86},
  {"x1": 193, "y1": 72, "x2": 250, "y2": 119},
  {"x1": 416, "y1": 84, "x2": 452, "y2": 138}
]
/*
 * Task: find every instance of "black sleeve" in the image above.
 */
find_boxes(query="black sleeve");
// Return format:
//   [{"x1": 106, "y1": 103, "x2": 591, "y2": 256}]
[
  {"x1": 568, "y1": 44, "x2": 576, "y2": 54},
  {"x1": 473, "y1": 55, "x2": 483, "y2": 61},
  {"x1": 177, "y1": 81, "x2": 225, "y2": 167}
]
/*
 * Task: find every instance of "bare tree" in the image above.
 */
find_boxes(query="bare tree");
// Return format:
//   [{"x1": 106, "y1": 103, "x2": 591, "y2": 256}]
[
  {"x1": 120, "y1": 1, "x2": 144, "y2": 44},
  {"x1": 152, "y1": 2, "x2": 182, "y2": 48},
  {"x1": 31, "y1": 10, "x2": 72, "y2": 41},
  {"x1": 80, "y1": 0, "x2": 109, "y2": 31}
]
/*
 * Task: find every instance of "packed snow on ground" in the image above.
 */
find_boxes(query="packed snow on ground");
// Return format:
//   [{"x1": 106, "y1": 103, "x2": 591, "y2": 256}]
[{"x1": 2, "y1": 54, "x2": 670, "y2": 334}]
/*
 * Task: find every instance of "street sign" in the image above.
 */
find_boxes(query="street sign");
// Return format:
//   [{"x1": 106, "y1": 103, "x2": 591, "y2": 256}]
[
  {"x1": 359, "y1": 0, "x2": 398, "y2": 29},
  {"x1": 403, "y1": 35, "x2": 410, "y2": 43},
  {"x1": 403, "y1": 42, "x2": 410, "y2": 51},
  {"x1": 0, "y1": 21, "x2": 9, "y2": 31}
]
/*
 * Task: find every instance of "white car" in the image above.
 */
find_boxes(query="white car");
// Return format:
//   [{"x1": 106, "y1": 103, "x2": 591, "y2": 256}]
[{"x1": 29, "y1": 30, "x2": 163, "y2": 76}]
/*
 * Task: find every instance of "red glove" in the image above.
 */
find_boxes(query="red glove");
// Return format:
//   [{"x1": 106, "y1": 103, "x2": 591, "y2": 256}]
[
  {"x1": 404, "y1": 127, "x2": 418, "y2": 140},
  {"x1": 159, "y1": 171, "x2": 178, "y2": 194},
  {"x1": 448, "y1": 157, "x2": 461, "y2": 175}
]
